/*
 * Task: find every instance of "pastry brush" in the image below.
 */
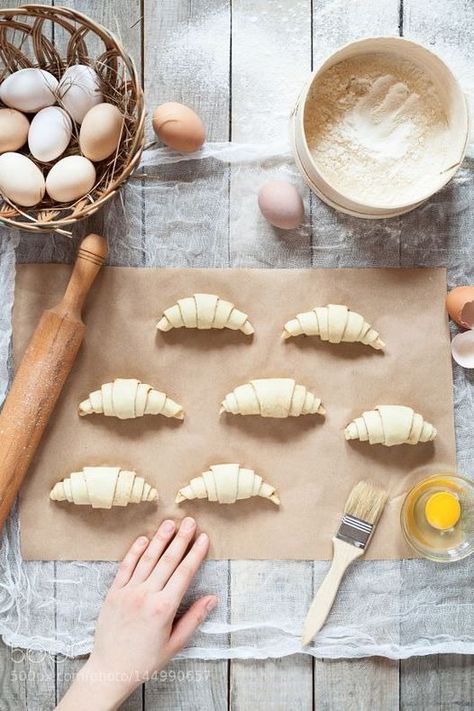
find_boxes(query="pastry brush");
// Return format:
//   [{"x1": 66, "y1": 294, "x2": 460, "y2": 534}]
[{"x1": 302, "y1": 480, "x2": 388, "y2": 646}]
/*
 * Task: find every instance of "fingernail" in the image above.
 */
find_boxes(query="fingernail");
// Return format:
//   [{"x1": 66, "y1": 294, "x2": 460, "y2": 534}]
[
  {"x1": 196, "y1": 532, "x2": 208, "y2": 547},
  {"x1": 161, "y1": 520, "x2": 175, "y2": 534},
  {"x1": 182, "y1": 517, "x2": 196, "y2": 531},
  {"x1": 206, "y1": 597, "x2": 217, "y2": 612},
  {"x1": 137, "y1": 536, "x2": 148, "y2": 546}
]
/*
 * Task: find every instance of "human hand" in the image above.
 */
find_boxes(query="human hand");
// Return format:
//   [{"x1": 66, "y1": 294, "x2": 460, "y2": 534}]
[{"x1": 57, "y1": 517, "x2": 216, "y2": 710}]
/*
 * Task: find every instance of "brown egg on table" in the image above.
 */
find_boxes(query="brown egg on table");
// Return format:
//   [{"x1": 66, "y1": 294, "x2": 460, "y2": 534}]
[
  {"x1": 258, "y1": 180, "x2": 305, "y2": 230},
  {"x1": 80, "y1": 103, "x2": 124, "y2": 162},
  {"x1": 152, "y1": 102, "x2": 206, "y2": 153},
  {"x1": 446, "y1": 286, "x2": 474, "y2": 329},
  {"x1": 0, "y1": 108, "x2": 29, "y2": 153},
  {"x1": 46, "y1": 155, "x2": 96, "y2": 203}
]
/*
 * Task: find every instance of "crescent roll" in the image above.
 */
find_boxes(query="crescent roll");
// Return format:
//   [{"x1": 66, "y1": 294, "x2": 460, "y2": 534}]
[
  {"x1": 78, "y1": 378, "x2": 184, "y2": 420},
  {"x1": 176, "y1": 463, "x2": 280, "y2": 505},
  {"x1": 345, "y1": 405, "x2": 436, "y2": 446},
  {"x1": 220, "y1": 378, "x2": 325, "y2": 418},
  {"x1": 156, "y1": 293, "x2": 254, "y2": 334},
  {"x1": 283, "y1": 304, "x2": 384, "y2": 350},
  {"x1": 50, "y1": 467, "x2": 158, "y2": 508}
]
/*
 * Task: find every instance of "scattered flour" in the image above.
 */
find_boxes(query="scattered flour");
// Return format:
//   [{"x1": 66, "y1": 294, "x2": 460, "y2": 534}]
[
  {"x1": 158, "y1": 9, "x2": 473, "y2": 153},
  {"x1": 304, "y1": 53, "x2": 453, "y2": 207},
  {"x1": 158, "y1": 4, "x2": 308, "y2": 141}
]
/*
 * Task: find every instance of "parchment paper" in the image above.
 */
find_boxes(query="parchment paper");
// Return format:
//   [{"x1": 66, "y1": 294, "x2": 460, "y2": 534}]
[{"x1": 15, "y1": 266, "x2": 456, "y2": 561}]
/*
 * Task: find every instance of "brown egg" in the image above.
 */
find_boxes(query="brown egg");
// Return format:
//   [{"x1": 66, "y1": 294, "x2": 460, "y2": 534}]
[
  {"x1": 80, "y1": 103, "x2": 124, "y2": 162},
  {"x1": 0, "y1": 108, "x2": 29, "y2": 152},
  {"x1": 152, "y1": 102, "x2": 205, "y2": 153},
  {"x1": 446, "y1": 286, "x2": 474, "y2": 329}
]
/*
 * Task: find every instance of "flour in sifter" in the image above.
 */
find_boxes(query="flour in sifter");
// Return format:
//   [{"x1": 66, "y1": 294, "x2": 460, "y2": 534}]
[{"x1": 304, "y1": 53, "x2": 452, "y2": 207}]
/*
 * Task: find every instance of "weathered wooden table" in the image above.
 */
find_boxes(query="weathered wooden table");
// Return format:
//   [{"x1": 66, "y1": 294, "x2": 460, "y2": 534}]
[{"x1": 0, "y1": 1, "x2": 473, "y2": 708}]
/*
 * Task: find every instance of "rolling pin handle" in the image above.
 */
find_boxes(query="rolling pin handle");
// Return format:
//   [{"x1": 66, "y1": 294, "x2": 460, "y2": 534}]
[{"x1": 54, "y1": 234, "x2": 108, "y2": 321}]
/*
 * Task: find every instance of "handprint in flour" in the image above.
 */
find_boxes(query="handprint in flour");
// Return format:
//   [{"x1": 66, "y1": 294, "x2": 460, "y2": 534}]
[{"x1": 344, "y1": 74, "x2": 421, "y2": 159}]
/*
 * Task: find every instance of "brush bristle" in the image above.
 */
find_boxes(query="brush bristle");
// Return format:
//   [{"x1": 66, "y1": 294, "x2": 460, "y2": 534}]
[{"x1": 343, "y1": 480, "x2": 388, "y2": 525}]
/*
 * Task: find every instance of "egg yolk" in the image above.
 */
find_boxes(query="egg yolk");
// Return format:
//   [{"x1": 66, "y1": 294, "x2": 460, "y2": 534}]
[{"x1": 424, "y1": 491, "x2": 461, "y2": 530}]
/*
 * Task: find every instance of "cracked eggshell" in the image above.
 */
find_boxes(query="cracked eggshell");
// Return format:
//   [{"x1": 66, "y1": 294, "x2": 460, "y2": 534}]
[
  {"x1": 0, "y1": 68, "x2": 58, "y2": 112},
  {"x1": 451, "y1": 330, "x2": 474, "y2": 369},
  {"x1": 28, "y1": 106, "x2": 72, "y2": 162},
  {"x1": 0, "y1": 152, "x2": 45, "y2": 206},
  {"x1": 58, "y1": 65, "x2": 103, "y2": 123},
  {"x1": 46, "y1": 155, "x2": 96, "y2": 203},
  {"x1": 446, "y1": 286, "x2": 474, "y2": 329},
  {"x1": 258, "y1": 180, "x2": 304, "y2": 230}
]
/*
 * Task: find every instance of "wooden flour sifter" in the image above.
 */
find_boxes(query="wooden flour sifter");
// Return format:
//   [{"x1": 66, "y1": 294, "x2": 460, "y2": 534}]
[{"x1": 0, "y1": 233, "x2": 107, "y2": 530}]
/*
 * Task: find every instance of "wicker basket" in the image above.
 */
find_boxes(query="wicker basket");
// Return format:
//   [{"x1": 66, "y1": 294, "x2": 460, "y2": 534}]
[{"x1": 0, "y1": 4, "x2": 144, "y2": 235}]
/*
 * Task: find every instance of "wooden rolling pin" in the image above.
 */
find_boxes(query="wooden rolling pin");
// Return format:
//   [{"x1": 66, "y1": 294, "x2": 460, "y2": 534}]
[{"x1": 0, "y1": 233, "x2": 107, "y2": 530}]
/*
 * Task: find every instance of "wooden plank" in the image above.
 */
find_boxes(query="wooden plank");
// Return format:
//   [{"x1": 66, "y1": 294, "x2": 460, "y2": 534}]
[
  {"x1": 230, "y1": 655, "x2": 313, "y2": 711},
  {"x1": 229, "y1": 561, "x2": 313, "y2": 711},
  {"x1": 57, "y1": 0, "x2": 142, "y2": 70},
  {"x1": 312, "y1": 0, "x2": 401, "y2": 63},
  {"x1": 146, "y1": 659, "x2": 227, "y2": 711},
  {"x1": 403, "y1": 0, "x2": 474, "y2": 48},
  {"x1": 40, "y1": 1, "x2": 144, "y2": 707},
  {"x1": 314, "y1": 657, "x2": 400, "y2": 711},
  {"x1": 0, "y1": 638, "x2": 56, "y2": 711},
  {"x1": 229, "y1": 0, "x2": 312, "y2": 267},
  {"x1": 310, "y1": 0, "x2": 401, "y2": 703},
  {"x1": 400, "y1": 655, "x2": 474, "y2": 710},
  {"x1": 144, "y1": 558, "x2": 230, "y2": 710},
  {"x1": 143, "y1": 0, "x2": 230, "y2": 144},
  {"x1": 0, "y1": 6, "x2": 57, "y2": 711},
  {"x1": 399, "y1": 0, "x2": 474, "y2": 269},
  {"x1": 142, "y1": 2, "x2": 230, "y2": 704},
  {"x1": 55, "y1": 654, "x2": 142, "y2": 710},
  {"x1": 229, "y1": 1, "x2": 313, "y2": 707},
  {"x1": 400, "y1": 2, "x2": 474, "y2": 703},
  {"x1": 142, "y1": 0, "x2": 231, "y2": 269}
]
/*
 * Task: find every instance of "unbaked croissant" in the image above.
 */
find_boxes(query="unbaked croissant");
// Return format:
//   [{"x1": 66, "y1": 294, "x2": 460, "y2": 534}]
[
  {"x1": 176, "y1": 463, "x2": 280, "y2": 505},
  {"x1": 220, "y1": 378, "x2": 325, "y2": 418},
  {"x1": 50, "y1": 467, "x2": 158, "y2": 508},
  {"x1": 282, "y1": 304, "x2": 384, "y2": 350},
  {"x1": 156, "y1": 293, "x2": 254, "y2": 334},
  {"x1": 345, "y1": 405, "x2": 436, "y2": 446},
  {"x1": 78, "y1": 378, "x2": 184, "y2": 420}
]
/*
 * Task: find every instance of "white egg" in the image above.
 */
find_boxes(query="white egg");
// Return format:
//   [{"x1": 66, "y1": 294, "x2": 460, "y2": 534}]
[
  {"x1": 0, "y1": 68, "x2": 58, "y2": 112},
  {"x1": 28, "y1": 107, "x2": 72, "y2": 163},
  {"x1": 258, "y1": 180, "x2": 305, "y2": 230},
  {"x1": 46, "y1": 155, "x2": 96, "y2": 203},
  {"x1": 0, "y1": 152, "x2": 45, "y2": 206},
  {"x1": 58, "y1": 65, "x2": 103, "y2": 123}
]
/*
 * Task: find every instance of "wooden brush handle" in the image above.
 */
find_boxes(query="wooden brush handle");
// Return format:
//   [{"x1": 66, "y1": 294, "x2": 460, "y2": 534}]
[
  {"x1": 0, "y1": 233, "x2": 107, "y2": 531},
  {"x1": 302, "y1": 538, "x2": 364, "y2": 646}
]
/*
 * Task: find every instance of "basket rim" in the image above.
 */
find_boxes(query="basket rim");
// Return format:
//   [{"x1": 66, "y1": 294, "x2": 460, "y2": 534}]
[{"x1": 0, "y1": 3, "x2": 145, "y2": 235}]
